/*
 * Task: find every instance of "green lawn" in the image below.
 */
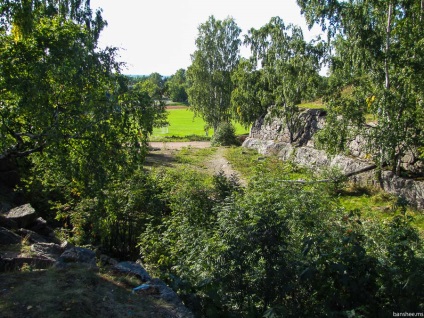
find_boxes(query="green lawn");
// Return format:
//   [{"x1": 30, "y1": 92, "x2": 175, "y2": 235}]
[
  {"x1": 298, "y1": 100, "x2": 325, "y2": 110},
  {"x1": 151, "y1": 107, "x2": 249, "y2": 140}
]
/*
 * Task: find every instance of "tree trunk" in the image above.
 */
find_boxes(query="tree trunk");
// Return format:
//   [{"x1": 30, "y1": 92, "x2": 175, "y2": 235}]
[
  {"x1": 421, "y1": 0, "x2": 424, "y2": 22},
  {"x1": 380, "y1": 2, "x2": 393, "y2": 176},
  {"x1": 385, "y1": 2, "x2": 393, "y2": 90}
]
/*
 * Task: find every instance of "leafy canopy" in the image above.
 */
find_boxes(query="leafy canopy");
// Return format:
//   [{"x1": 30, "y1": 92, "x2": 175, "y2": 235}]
[
  {"x1": 298, "y1": 0, "x2": 424, "y2": 174},
  {"x1": 187, "y1": 16, "x2": 241, "y2": 131},
  {"x1": 0, "y1": 0, "x2": 166, "y2": 245},
  {"x1": 232, "y1": 17, "x2": 325, "y2": 136}
]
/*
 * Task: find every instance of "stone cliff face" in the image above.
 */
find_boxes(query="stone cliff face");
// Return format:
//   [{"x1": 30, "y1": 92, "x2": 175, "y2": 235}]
[{"x1": 243, "y1": 108, "x2": 424, "y2": 209}]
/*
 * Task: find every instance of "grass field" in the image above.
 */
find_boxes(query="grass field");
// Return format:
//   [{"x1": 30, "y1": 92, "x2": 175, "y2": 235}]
[{"x1": 150, "y1": 106, "x2": 249, "y2": 141}]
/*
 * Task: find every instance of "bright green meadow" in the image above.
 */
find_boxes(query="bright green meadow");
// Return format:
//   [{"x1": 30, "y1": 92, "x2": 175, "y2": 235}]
[{"x1": 151, "y1": 106, "x2": 249, "y2": 140}]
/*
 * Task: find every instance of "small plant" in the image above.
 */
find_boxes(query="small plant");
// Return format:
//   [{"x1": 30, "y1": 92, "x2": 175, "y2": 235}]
[
  {"x1": 20, "y1": 263, "x2": 33, "y2": 272},
  {"x1": 318, "y1": 166, "x2": 347, "y2": 195},
  {"x1": 211, "y1": 122, "x2": 240, "y2": 146},
  {"x1": 212, "y1": 171, "x2": 242, "y2": 201}
]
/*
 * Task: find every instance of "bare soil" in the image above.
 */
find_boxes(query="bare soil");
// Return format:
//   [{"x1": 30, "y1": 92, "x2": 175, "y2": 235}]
[
  {"x1": 147, "y1": 142, "x2": 246, "y2": 185},
  {"x1": 148, "y1": 141, "x2": 210, "y2": 150},
  {"x1": 204, "y1": 147, "x2": 247, "y2": 186},
  {"x1": 165, "y1": 105, "x2": 188, "y2": 109}
]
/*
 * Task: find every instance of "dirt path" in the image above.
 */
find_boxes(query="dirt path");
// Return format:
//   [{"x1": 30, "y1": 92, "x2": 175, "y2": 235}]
[
  {"x1": 148, "y1": 141, "x2": 211, "y2": 150},
  {"x1": 204, "y1": 147, "x2": 247, "y2": 186},
  {"x1": 147, "y1": 142, "x2": 246, "y2": 185}
]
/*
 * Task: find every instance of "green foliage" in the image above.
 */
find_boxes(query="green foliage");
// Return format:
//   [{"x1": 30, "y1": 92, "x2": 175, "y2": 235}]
[
  {"x1": 0, "y1": 1, "x2": 167, "y2": 254},
  {"x1": 231, "y1": 58, "x2": 270, "y2": 128},
  {"x1": 138, "y1": 166, "x2": 424, "y2": 317},
  {"x1": 210, "y1": 122, "x2": 239, "y2": 147},
  {"x1": 240, "y1": 17, "x2": 325, "y2": 141},
  {"x1": 132, "y1": 72, "x2": 166, "y2": 101},
  {"x1": 187, "y1": 16, "x2": 241, "y2": 132},
  {"x1": 317, "y1": 165, "x2": 348, "y2": 195},
  {"x1": 298, "y1": 0, "x2": 424, "y2": 175},
  {"x1": 166, "y1": 69, "x2": 188, "y2": 103},
  {"x1": 138, "y1": 169, "x2": 217, "y2": 273},
  {"x1": 211, "y1": 170, "x2": 243, "y2": 202}
]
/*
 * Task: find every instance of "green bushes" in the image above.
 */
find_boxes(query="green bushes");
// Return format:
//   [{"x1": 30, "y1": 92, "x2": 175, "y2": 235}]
[
  {"x1": 23, "y1": 144, "x2": 423, "y2": 316},
  {"x1": 138, "y1": 168, "x2": 424, "y2": 317},
  {"x1": 211, "y1": 122, "x2": 240, "y2": 146}
]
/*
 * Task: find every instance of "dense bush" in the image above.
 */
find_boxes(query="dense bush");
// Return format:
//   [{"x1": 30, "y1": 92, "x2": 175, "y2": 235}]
[
  {"x1": 25, "y1": 168, "x2": 168, "y2": 259},
  {"x1": 138, "y1": 168, "x2": 424, "y2": 317},
  {"x1": 211, "y1": 122, "x2": 240, "y2": 146}
]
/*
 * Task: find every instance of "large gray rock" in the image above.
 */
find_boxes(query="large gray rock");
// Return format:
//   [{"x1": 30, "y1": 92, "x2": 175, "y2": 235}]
[
  {"x1": 380, "y1": 171, "x2": 424, "y2": 209},
  {"x1": 0, "y1": 256, "x2": 54, "y2": 272},
  {"x1": 294, "y1": 146, "x2": 330, "y2": 169},
  {"x1": 27, "y1": 218, "x2": 60, "y2": 244},
  {"x1": 5, "y1": 204, "x2": 37, "y2": 228},
  {"x1": 0, "y1": 226, "x2": 21, "y2": 245},
  {"x1": 28, "y1": 217, "x2": 51, "y2": 235},
  {"x1": 113, "y1": 260, "x2": 151, "y2": 282},
  {"x1": 30, "y1": 242, "x2": 63, "y2": 261},
  {"x1": 330, "y1": 155, "x2": 374, "y2": 176},
  {"x1": 148, "y1": 278, "x2": 194, "y2": 317},
  {"x1": 55, "y1": 246, "x2": 97, "y2": 270},
  {"x1": 16, "y1": 228, "x2": 50, "y2": 244}
]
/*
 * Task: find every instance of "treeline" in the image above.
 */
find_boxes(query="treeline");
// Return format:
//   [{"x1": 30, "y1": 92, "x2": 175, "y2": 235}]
[{"x1": 128, "y1": 70, "x2": 189, "y2": 104}]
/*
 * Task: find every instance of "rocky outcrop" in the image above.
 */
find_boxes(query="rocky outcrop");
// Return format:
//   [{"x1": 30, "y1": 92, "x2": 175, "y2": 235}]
[
  {"x1": 0, "y1": 255, "x2": 54, "y2": 271},
  {"x1": 113, "y1": 260, "x2": 152, "y2": 281},
  {"x1": 30, "y1": 243, "x2": 63, "y2": 261},
  {"x1": 55, "y1": 246, "x2": 98, "y2": 270},
  {"x1": 250, "y1": 109, "x2": 326, "y2": 146},
  {"x1": 0, "y1": 227, "x2": 22, "y2": 245},
  {"x1": 0, "y1": 203, "x2": 64, "y2": 270},
  {"x1": 0, "y1": 215, "x2": 18, "y2": 230},
  {"x1": 0, "y1": 198, "x2": 193, "y2": 315},
  {"x1": 243, "y1": 108, "x2": 424, "y2": 208},
  {"x1": 121, "y1": 260, "x2": 193, "y2": 318},
  {"x1": 5, "y1": 204, "x2": 37, "y2": 228}
]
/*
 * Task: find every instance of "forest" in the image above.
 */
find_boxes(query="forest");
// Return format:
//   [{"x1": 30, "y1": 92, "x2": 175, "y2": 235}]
[{"x1": 0, "y1": 0, "x2": 423, "y2": 317}]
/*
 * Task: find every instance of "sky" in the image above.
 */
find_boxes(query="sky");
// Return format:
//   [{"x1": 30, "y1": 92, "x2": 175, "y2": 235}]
[{"x1": 90, "y1": 0, "x2": 323, "y2": 76}]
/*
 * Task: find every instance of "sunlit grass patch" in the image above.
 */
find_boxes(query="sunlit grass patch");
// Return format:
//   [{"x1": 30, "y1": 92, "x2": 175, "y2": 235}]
[
  {"x1": 151, "y1": 107, "x2": 249, "y2": 140},
  {"x1": 224, "y1": 147, "x2": 311, "y2": 182},
  {"x1": 298, "y1": 100, "x2": 325, "y2": 110},
  {"x1": 225, "y1": 146, "x2": 424, "y2": 233},
  {"x1": 175, "y1": 146, "x2": 218, "y2": 165}
]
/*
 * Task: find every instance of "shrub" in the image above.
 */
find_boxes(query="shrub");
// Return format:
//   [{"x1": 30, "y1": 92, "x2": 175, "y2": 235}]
[
  {"x1": 211, "y1": 122, "x2": 239, "y2": 146},
  {"x1": 138, "y1": 168, "x2": 424, "y2": 317}
]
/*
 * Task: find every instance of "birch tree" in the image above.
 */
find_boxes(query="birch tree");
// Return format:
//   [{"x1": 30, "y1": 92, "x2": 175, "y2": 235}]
[
  {"x1": 297, "y1": 0, "x2": 424, "y2": 175},
  {"x1": 187, "y1": 16, "x2": 241, "y2": 132}
]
